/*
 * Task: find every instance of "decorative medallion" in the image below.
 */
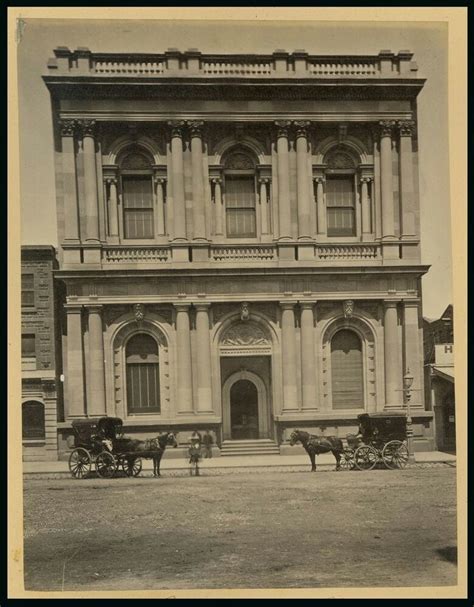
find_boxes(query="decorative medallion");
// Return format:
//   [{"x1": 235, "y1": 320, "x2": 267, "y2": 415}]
[
  {"x1": 224, "y1": 151, "x2": 255, "y2": 170},
  {"x1": 326, "y1": 147, "x2": 356, "y2": 169},
  {"x1": 343, "y1": 300, "x2": 355, "y2": 319}
]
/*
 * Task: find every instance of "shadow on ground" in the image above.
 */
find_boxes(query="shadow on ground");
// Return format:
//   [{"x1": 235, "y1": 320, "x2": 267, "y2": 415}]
[{"x1": 436, "y1": 546, "x2": 457, "y2": 564}]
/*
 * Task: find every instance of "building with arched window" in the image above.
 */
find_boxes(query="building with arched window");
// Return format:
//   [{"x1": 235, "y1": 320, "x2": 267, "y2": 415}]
[{"x1": 44, "y1": 47, "x2": 434, "y2": 456}]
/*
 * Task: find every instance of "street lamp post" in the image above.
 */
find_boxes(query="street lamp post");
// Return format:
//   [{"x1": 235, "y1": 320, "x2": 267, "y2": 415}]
[{"x1": 403, "y1": 368, "x2": 416, "y2": 463}]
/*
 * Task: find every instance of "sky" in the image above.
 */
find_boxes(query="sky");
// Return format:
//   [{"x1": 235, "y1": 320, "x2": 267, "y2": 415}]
[{"x1": 16, "y1": 17, "x2": 451, "y2": 319}]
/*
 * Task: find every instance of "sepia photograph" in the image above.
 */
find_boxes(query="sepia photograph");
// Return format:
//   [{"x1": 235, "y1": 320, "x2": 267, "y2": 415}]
[{"x1": 8, "y1": 7, "x2": 467, "y2": 599}]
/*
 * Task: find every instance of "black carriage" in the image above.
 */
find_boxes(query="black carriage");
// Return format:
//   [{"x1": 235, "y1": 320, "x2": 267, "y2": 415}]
[
  {"x1": 340, "y1": 412, "x2": 409, "y2": 471},
  {"x1": 68, "y1": 417, "x2": 144, "y2": 479}
]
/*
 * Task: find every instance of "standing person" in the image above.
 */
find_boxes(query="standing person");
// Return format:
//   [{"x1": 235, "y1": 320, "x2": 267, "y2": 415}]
[
  {"x1": 188, "y1": 435, "x2": 202, "y2": 476},
  {"x1": 191, "y1": 429, "x2": 202, "y2": 443},
  {"x1": 203, "y1": 429, "x2": 214, "y2": 458}
]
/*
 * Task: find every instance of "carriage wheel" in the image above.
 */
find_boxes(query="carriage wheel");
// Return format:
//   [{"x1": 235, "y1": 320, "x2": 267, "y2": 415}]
[
  {"x1": 354, "y1": 445, "x2": 378, "y2": 471},
  {"x1": 69, "y1": 448, "x2": 91, "y2": 479},
  {"x1": 382, "y1": 440, "x2": 409, "y2": 469},
  {"x1": 95, "y1": 451, "x2": 117, "y2": 478},
  {"x1": 120, "y1": 456, "x2": 143, "y2": 477},
  {"x1": 339, "y1": 449, "x2": 356, "y2": 471}
]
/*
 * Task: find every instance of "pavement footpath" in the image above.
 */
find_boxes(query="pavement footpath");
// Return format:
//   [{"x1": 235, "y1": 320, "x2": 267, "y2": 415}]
[{"x1": 23, "y1": 450, "x2": 456, "y2": 479}]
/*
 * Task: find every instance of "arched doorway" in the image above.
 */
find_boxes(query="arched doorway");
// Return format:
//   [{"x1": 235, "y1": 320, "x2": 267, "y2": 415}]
[
  {"x1": 230, "y1": 379, "x2": 258, "y2": 439},
  {"x1": 222, "y1": 370, "x2": 269, "y2": 440}
]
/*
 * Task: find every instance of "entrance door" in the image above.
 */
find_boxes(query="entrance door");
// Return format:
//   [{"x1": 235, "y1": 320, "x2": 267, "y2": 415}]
[
  {"x1": 230, "y1": 379, "x2": 259, "y2": 439},
  {"x1": 443, "y1": 397, "x2": 456, "y2": 452}
]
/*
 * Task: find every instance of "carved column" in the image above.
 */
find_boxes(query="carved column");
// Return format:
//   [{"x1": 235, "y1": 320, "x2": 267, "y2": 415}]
[
  {"x1": 275, "y1": 121, "x2": 291, "y2": 239},
  {"x1": 384, "y1": 301, "x2": 401, "y2": 407},
  {"x1": 168, "y1": 121, "x2": 186, "y2": 240},
  {"x1": 154, "y1": 177, "x2": 166, "y2": 236},
  {"x1": 80, "y1": 120, "x2": 100, "y2": 242},
  {"x1": 295, "y1": 121, "x2": 311, "y2": 239},
  {"x1": 65, "y1": 304, "x2": 85, "y2": 418},
  {"x1": 280, "y1": 302, "x2": 298, "y2": 410},
  {"x1": 59, "y1": 120, "x2": 80, "y2": 242},
  {"x1": 258, "y1": 178, "x2": 269, "y2": 235},
  {"x1": 360, "y1": 176, "x2": 372, "y2": 238},
  {"x1": 189, "y1": 121, "x2": 207, "y2": 240},
  {"x1": 398, "y1": 120, "x2": 416, "y2": 238},
  {"x1": 106, "y1": 177, "x2": 119, "y2": 238},
  {"x1": 195, "y1": 303, "x2": 213, "y2": 412},
  {"x1": 212, "y1": 178, "x2": 223, "y2": 236},
  {"x1": 300, "y1": 302, "x2": 317, "y2": 410},
  {"x1": 379, "y1": 121, "x2": 396, "y2": 240},
  {"x1": 175, "y1": 304, "x2": 193, "y2": 413},
  {"x1": 86, "y1": 305, "x2": 106, "y2": 416}
]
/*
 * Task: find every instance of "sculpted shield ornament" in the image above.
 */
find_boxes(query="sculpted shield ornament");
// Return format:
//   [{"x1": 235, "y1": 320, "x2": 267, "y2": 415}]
[
  {"x1": 343, "y1": 300, "x2": 354, "y2": 319},
  {"x1": 133, "y1": 303, "x2": 145, "y2": 323}
]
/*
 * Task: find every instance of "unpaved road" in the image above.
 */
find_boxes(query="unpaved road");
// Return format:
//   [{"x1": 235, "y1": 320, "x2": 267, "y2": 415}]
[{"x1": 23, "y1": 467, "x2": 457, "y2": 590}]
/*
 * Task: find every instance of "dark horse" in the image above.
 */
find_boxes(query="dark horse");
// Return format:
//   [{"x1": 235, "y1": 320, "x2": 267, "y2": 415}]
[
  {"x1": 118, "y1": 432, "x2": 178, "y2": 477},
  {"x1": 289, "y1": 429, "x2": 343, "y2": 472}
]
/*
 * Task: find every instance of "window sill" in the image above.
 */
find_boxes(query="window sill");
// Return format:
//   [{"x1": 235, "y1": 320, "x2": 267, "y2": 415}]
[{"x1": 23, "y1": 439, "x2": 46, "y2": 446}]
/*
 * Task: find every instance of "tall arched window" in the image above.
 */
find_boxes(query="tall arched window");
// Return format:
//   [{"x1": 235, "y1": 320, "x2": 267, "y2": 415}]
[
  {"x1": 22, "y1": 401, "x2": 45, "y2": 439},
  {"x1": 223, "y1": 149, "x2": 257, "y2": 238},
  {"x1": 120, "y1": 150, "x2": 154, "y2": 239},
  {"x1": 331, "y1": 329, "x2": 364, "y2": 409},
  {"x1": 324, "y1": 147, "x2": 358, "y2": 237},
  {"x1": 126, "y1": 333, "x2": 160, "y2": 414}
]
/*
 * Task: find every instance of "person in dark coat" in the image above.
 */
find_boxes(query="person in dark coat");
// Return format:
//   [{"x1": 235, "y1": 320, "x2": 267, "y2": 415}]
[{"x1": 203, "y1": 429, "x2": 214, "y2": 458}]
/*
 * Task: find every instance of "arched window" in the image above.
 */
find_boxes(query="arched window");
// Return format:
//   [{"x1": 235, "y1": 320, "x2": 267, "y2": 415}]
[
  {"x1": 126, "y1": 333, "x2": 160, "y2": 414},
  {"x1": 324, "y1": 147, "x2": 357, "y2": 237},
  {"x1": 120, "y1": 150, "x2": 154, "y2": 239},
  {"x1": 223, "y1": 149, "x2": 257, "y2": 238},
  {"x1": 22, "y1": 401, "x2": 45, "y2": 440},
  {"x1": 331, "y1": 329, "x2": 364, "y2": 409}
]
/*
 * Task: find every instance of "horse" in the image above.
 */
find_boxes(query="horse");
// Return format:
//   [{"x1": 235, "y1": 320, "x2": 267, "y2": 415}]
[
  {"x1": 289, "y1": 429, "x2": 344, "y2": 472},
  {"x1": 117, "y1": 432, "x2": 178, "y2": 477}
]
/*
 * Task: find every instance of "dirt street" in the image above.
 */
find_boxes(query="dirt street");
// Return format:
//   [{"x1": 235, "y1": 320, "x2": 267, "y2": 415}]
[{"x1": 23, "y1": 467, "x2": 457, "y2": 591}]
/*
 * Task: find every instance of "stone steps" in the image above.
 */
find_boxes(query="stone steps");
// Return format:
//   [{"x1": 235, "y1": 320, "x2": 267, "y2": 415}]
[{"x1": 220, "y1": 439, "x2": 280, "y2": 457}]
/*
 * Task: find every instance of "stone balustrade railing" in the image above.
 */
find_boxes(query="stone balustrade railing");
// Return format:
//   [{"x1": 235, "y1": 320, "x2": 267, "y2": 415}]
[
  {"x1": 103, "y1": 246, "x2": 170, "y2": 264},
  {"x1": 211, "y1": 245, "x2": 277, "y2": 262},
  {"x1": 47, "y1": 48, "x2": 419, "y2": 79},
  {"x1": 316, "y1": 244, "x2": 381, "y2": 261}
]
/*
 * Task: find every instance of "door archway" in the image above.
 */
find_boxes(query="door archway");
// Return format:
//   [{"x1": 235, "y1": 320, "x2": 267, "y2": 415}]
[{"x1": 222, "y1": 370, "x2": 269, "y2": 440}]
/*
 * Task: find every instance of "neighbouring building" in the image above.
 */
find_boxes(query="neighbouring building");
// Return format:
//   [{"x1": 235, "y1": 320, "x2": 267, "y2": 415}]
[
  {"x1": 21, "y1": 246, "x2": 64, "y2": 461},
  {"x1": 423, "y1": 305, "x2": 455, "y2": 452},
  {"x1": 43, "y1": 46, "x2": 433, "y2": 457}
]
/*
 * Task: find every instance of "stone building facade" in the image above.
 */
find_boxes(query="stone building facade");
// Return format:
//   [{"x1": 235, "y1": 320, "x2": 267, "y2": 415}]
[
  {"x1": 423, "y1": 305, "x2": 455, "y2": 452},
  {"x1": 43, "y1": 47, "x2": 433, "y2": 455},
  {"x1": 21, "y1": 246, "x2": 63, "y2": 460}
]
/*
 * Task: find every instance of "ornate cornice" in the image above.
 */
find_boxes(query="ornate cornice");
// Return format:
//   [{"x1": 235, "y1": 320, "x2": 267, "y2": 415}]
[{"x1": 398, "y1": 120, "x2": 416, "y2": 137}]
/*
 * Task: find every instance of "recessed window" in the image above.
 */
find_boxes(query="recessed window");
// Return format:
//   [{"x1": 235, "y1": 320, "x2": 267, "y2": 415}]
[
  {"x1": 22, "y1": 401, "x2": 45, "y2": 440},
  {"x1": 21, "y1": 334, "x2": 36, "y2": 359},
  {"x1": 331, "y1": 329, "x2": 363, "y2": 409},
  {"x1": 21, "y1": 274, "x2": 35, "y2": 307},
  {"x1": 120, "y1": 150, "x2": 155, "y2": 240},
  {"x1": 223, "y1": 149, "x2": 257, "y2": 238},
  {"x1": 126, "y1": 333, "x2": 160, "y2": 414},
  {"x1": 326, "y1": 177, "x2": 356, "y2": 237}
]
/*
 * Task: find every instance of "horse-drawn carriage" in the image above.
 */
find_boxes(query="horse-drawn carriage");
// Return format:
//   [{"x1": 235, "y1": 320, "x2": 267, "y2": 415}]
[
  {"x1": 290, "y1": 412, "x2": 409, "y2": 472},
  {"x1": 340, "y1": 412, "x2": 409, "y2": 471},
  {"x1": 68, "y1": 417, "x2": 177, "y2": 479}
]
